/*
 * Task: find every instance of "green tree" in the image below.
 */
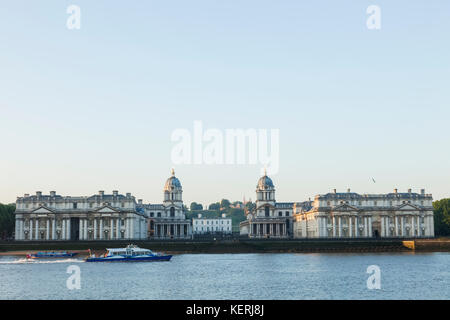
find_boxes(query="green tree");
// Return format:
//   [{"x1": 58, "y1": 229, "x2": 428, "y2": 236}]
[
  {"x1": 433, "y1": 199, "x2": 450, "y2": 236},
  {"x1": 208, "y1": 202, "x2": 221, "y2": 210},
  {"x1": 0, "y1": 203, "x2": 16, "y2": 239},
  {"x1": 220, "y1": 199, "x2": 231, "y2": 209},
  {"x1": 190, "y1": 202, "x2": 203, "y2": 211}
]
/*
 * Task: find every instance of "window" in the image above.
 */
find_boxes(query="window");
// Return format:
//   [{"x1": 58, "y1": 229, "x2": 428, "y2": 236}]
[
  {"x1": 279, "y1": 211, "x2": 282, "y2": 216},
  {"x1": 73, "y1": 203, "x2": 77, "y2": 209},
  {"x1": 157, "y1": 212, "x2": 161, "y2": 217},
  {"x1": 121, "y1": 202, "x2": 125, "y2": 208},
  {"x1": 285, "y1": 211, "x2": 289, "y2": 216},
  {"x1": 265, "y1": 206, "x2": 270, "y2": 217},
  {"x1": 170, "y1": 207, "x2": 175, "y2": 217}
]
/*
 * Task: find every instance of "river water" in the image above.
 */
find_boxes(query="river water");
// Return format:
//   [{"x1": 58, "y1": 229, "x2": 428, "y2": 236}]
[{"x1": 0, "y1": 252, "x2": 449, "y2": 299}]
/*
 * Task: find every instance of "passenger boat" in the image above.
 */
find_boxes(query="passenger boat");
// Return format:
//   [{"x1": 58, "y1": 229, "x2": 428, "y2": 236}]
[
  {"x1": 85, "y1": 245, "x2": 172, "y2": 262},
  {"x1": 26, "y1": 251, "x2": 78, "y2": 259}
]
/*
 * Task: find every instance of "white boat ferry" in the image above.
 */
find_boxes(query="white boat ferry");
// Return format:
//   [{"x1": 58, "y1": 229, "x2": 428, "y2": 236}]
[{"x1": 85, "y1": 244, "x2": 172, "y2": 262}]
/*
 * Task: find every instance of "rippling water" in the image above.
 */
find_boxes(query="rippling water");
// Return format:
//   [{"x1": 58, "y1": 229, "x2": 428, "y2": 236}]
[{"x1": 0, "y1": 252, "x2": 449, "y2": 299}]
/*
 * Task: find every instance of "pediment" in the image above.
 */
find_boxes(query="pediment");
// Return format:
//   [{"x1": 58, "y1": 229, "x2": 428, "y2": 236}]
[
  {"x1": 32, "y1": 206, "x2": 55, "y2": 214},
  {"x1": 95, "y1": 205, "x2": 119, "y2": 213},
  {"x1": 396, "y1": 203, "x2": 420, "y2": 211},
  {"x1": 332, "y1": 204, "x2": 359, "y2": 212}
]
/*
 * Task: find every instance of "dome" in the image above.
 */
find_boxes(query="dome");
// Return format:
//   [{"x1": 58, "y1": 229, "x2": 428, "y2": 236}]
[
  {"x1": 164, "y1": 169, "x2": 182, "y2": 191},
  {"x1": 257, "y1": 175, "x2": 274, "y2": 190}
]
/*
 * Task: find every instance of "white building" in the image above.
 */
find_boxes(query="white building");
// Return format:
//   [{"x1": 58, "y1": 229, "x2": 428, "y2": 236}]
[
  {"x1": 240, "y1": 171, "x2": 294, "y2": 238},
  {"x1": 14, "y1": 190, "x2": 147, "y2": 241},
  {"x1": 293, "y1": 188, "x2": 435, "y2": 238},
  {"x1": 192, "y1": 214, "x2": 232, "y2": 234},
  {"x1": 138, "y1": 169, "x2": 192, "y2": 239}
]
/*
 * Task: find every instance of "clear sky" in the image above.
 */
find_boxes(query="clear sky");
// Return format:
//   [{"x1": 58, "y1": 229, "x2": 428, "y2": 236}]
[{"x1": 0, "y1": 1, "x2": 449, "y2": 206}]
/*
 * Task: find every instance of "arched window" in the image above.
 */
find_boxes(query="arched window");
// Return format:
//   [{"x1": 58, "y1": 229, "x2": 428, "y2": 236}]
[
  {"x1": 265, "y1": 206, "x2": 270, "y2": 217},
  {"x1": 170, "y1": 207, "x2": 175, "y2": 217}
]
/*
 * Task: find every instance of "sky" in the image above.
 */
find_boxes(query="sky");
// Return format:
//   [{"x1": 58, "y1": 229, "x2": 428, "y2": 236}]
[{"x1": 0, "y1": 0, "x2": 449, "y2": 206}]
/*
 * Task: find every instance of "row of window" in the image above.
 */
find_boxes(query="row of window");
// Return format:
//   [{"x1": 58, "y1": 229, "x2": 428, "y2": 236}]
[
  {"x1": 194, "y1": 220, "x2": 231, "y2": 225},
  {"x1": 326, "y1": 200, "x2": 425, "y2": 206}
]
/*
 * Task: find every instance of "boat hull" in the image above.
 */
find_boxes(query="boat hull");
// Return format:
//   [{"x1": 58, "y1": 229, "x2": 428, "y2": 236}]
[
  {"x1": 85, "y1": 255, "x2": 172, "y2": 262},
  {"x1": 28, "y1": 253, "x2": 78, "y2": 259}
]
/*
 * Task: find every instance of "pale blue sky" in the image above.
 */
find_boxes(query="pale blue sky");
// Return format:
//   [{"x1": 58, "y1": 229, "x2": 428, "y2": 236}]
[{"x1": 0, "y1": 1, "x2": 449, "y2": 206}]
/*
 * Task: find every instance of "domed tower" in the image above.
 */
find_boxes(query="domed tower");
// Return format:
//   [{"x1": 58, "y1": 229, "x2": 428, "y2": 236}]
[
  {"x1": 256, "y1": 168, "x2": 276, "y2": 208},
  {"x1": 163, "y1": 168, "x2": 183, "y2": 203}
]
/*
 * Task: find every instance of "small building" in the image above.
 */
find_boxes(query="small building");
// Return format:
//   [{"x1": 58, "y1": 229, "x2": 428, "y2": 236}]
[
  {"x1": 240, "y1": 171, "x2": 294, "y2": 238},
  {"x1": 293, "y1": 188, "x2": 435, "y2": 238},
  {"x1": 192, "y1": 213, "x2": 232, "y2": 234},
  {"x1": 14, "y1": 191, "x2": 147, "y2": 241},
  {"x1": 138, "y1": 169, "x2": 192, "y2": 239}
]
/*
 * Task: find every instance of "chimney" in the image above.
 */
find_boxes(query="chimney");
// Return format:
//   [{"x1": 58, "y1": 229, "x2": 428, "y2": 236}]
[
  {"x1": 333, "y1": 189, "x2": 337, "y2": 194},
  {"x1": 138, "y1": 199, "x2": 143, "y2": 205},
  {"x1": 99, "y1": 190, "x2": 104, "y2": 196},
  {"x1": 347, "y1": 188, "x2": 351, "y2": 193},
  {"x1": 421, "y1": 189, "x2": 425, "y2": 195},
  {"x1": 36, "y1": 191, "x2": 42, "y2": 197},
  {"x1": 24, "y1": 193, "x2": 30, "y2": 197},
  {"x1": 50, "y1": 191, "x2": 56, "y2": 197},
  {"x1": 408, "y1": 188, "x2": 412, "y2": 193},
  {"x1": 394, "y1": 189, "x2": 398, "y2": 194},
  {"x1": 113, "y1": 190, "x2": 118, "y2": 196},
  {"x1": 126, "y1": 193, "x2": 131, "y2": 198}
]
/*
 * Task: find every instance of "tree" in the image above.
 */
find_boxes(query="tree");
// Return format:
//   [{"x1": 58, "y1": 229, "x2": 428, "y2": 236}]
[
  {"x1": 220, "y1": 199, "x2": 231, "y2": 209},
  {"x1": 245, "y1": 201, "x2": 255, "y2": 211},
  {"x1": 208, "y1": 202, "x2": 221, "y2": 210},
  {"x1": 0, "y1": 203, "x2": 16, "y2": 240},
  {"x1": 433, "y1": 199, "x2": 450, "y2": 236},
  {"x1": 190, "y1": 202, "x2": 203, "y2": 211}
]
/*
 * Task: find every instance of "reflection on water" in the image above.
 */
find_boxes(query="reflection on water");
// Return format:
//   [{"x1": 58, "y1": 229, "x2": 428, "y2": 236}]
[{"x1": 0, "y1": 252, "x2": 449, "y2": 300}]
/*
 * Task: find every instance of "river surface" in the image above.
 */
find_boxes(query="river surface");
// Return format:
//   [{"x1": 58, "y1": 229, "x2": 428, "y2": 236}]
[{"x1": 0, "y1": 252, "x2": 449, "y2": 299}]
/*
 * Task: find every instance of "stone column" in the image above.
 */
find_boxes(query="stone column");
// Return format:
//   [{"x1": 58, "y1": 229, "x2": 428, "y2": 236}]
[
  {"x1": 349, "y1": 216, "x2": 352, "y2": 238},
  {"x1": 51, "y1": 219, "x2": 55, "y2": 240},
  {"x1": 369, "y1": 216, "x2": 372, "y2": 237},
  {"x1": 338, "y1": 216, "x2": 342, "y2": 237},
  {"x1": 401, "y1": 216, "x2": 405, "y2": 237},
  {"x1": 99, "y1": 219, "x2": 103, "y2": 240},
  {"x1": 79, "y1": 219, "x2": 82, "y2": 240},
  {"x1": 94, "y1": 219, "x2": 97, "y2": 240},
  {"x1": 84, "y1": 219, "x2": 88, "y2": 240},
  {"x1": 15, "y1": 219, "x2": 19, "y2": 240},
  {"x1": 130, "y1": 218, "x2": 134, "y2": 239},
  {"x1": 332, "y1": 216, "x2": 336, "y2": 237},
  {"x1": 67, "y1": 219, "x2": 71, "y2": 240},
  {"x1": 46, "y1": 220, "x2": 50, "y2": 240},
  {"x1": 411, "y1": 215, "x2": 415, "y2": 237},
  {"x1": 116, "y1": 218, "x2": 120, "y2": 239},
  {"x1": 363, "y1": 217, "x2": 368, "y2": 237},
  {"x1": 395, "y1": 216, "x2": 398, "y2": 237},
  {"x1": 62, "y1": 219, "x2": 66, "y2": 240},
  {"x1": 18, "y1": 219, "x2": 23, "y2": 240}
]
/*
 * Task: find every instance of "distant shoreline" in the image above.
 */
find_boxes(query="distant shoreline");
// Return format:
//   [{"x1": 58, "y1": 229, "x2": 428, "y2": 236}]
[{"x1": 1, "y1": 238, "x2": 450, "y2": 254}]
